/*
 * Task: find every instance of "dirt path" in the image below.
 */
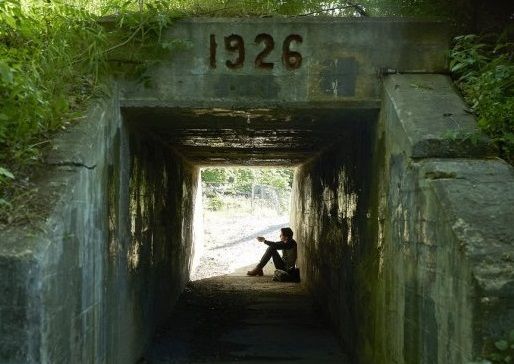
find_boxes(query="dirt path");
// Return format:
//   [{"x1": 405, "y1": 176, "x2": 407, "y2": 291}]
[
  {"x1": 144, "y1": 275, "x2": 349, "y2": 363},
  {"x1": 145, "y1": 208, "x2": 348, "y2": 363},
  {"x1": 191, "y1": 211, "x2": 290, "y2": 280}
]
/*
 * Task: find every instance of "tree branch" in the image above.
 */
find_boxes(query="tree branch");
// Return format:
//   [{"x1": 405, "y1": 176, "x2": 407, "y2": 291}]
[{"x1": 298, "y1": 2, "x2": 369, "y2": 17}]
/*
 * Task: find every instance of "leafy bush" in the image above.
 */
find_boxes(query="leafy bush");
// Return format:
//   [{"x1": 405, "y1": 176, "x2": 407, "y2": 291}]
[
  {"x1": 201, "y1": 168, "x2": 293, "y2": 194},
  {"x1": 207, "y1": 195, "x2": 224, "y2": 211},
  {"x1": 0, "y1": 0, "x2": 191, "y2": 217},
  {"x1": 450, "y1": 34, "x2": 514, "y2": 163},
  {"x1": 201, "y1": 168, "x2": 293, "y2": 214},
  {"x1": 470, "y1": 329, "x2": 514, "y2": 364}
]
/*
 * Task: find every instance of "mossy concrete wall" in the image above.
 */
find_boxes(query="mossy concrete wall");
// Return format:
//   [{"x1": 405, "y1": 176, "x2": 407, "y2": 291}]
[
  {"x1": 2, "y1": 18, "x2": 513, "y2": 364},
  {"x1": 0, "y1": 92, "x2": 200, "y2": 363},
  {"x1": 292, "y1": 74, "x2": 514, "y2": 363},
  {"x1": 371, "y1": 74, "x2": 514, "y2": 363},
  {"x1": 291, "y1": 114, "x2": 379, "y2": 360}
]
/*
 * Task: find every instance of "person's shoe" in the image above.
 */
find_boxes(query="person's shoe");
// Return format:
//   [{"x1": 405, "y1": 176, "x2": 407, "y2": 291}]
[{"x1": 247, "y1": 267, "x2": 263, "y2": 276}]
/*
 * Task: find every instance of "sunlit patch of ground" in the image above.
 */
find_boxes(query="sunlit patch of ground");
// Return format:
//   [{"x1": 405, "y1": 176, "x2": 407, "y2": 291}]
[{"x1": 191, "y1": 203, "x2": 289, "y2": 281}]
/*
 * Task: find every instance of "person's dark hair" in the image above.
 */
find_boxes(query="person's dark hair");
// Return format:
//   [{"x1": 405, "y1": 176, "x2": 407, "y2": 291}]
[{"x1": 281, "y1": 227, "x2": 293, "y2": 239}]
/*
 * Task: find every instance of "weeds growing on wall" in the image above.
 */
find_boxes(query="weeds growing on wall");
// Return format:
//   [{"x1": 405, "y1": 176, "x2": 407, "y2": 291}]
[
  {"x1": 1, "y1": 0, "x2": 512, "y2": 223},
  {"x1": 0, "y1": 0, "x2": 182, "y2": 221},
  {"x1": 0, "y1": 0, "x2": 359, "y2": 222},
  {"x1": 0, "y1": 0, "x2": 362, "y2": 223},
  {"x1": 450, "y1": 34, "x2": 514, "y2": 164}
]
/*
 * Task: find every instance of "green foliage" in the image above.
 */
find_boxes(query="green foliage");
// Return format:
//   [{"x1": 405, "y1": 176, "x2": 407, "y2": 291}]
[
  {"x1": 1, "y1": 0, "x2": 511, "y2": 220},
  {"x1": 254, "y1": 169, "x2": 294, "y2": 190},
  {"x1": 207, "y1": 194, "x2": 224, "y2": 211},
  {"x1": 358, "y1": 0, "x2": 452, "y2": 16},
  {"x1": 471, "y1": 329, "x2": 514, "y2": 364},
  {"x1": 1, "y1": 0, "x2": 105, "y2": 197},
  {"x1": 0, "y1": 0, "x2": 196, "y2": 213},
  {"x1": 450, "y1": 34, "x2": 514, "y2": 163},
  {"x1": 0, "y1": 166, "x2": 14, "y2": 195},
  {"x1": 201, "y1": 167, "x2": 293, "y2": 214},
  {"x1": 201, "y1": 168, "x2": 293, "y2": 193},
  {"x1": 201, "y1": 168, "x2": 228, "y2": 184}
]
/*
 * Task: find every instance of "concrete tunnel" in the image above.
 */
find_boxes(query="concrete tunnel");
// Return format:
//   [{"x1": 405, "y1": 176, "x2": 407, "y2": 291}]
[
  {"x1": 120, "y1": 106, "x2": 379, "y2": 361},
  {"x1": 3, "y1": 18, "x2": 513, "y2": 364},
  {"x1": 116, "y1": 104, "x2": 379, "y2": 361}
]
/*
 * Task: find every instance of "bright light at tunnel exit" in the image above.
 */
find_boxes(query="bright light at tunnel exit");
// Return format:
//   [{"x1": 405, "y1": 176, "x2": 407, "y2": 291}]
[{"x1": 191, "y1": 167, "x2": 295, "y2": 281}]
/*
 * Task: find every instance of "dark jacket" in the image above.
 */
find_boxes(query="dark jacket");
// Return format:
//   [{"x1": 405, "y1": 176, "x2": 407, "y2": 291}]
[{"x1": 264, "y1": 238, "x2": 297, "y2": 269}]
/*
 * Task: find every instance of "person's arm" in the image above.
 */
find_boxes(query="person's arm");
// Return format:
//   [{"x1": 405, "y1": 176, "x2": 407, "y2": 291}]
[{"x1": 264, "y1": 239, "x2": 295, "y2": 250}]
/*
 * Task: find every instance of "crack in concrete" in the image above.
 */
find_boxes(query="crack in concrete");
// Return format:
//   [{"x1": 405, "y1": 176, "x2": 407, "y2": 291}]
[{"x1": 47, "y1": 161, "x2": 97, "y2": 170}]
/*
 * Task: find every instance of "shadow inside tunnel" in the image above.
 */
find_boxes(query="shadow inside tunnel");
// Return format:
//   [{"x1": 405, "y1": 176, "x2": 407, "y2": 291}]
[{"x1": 144, "y1": 273, "x2": 350, "y2": 363}]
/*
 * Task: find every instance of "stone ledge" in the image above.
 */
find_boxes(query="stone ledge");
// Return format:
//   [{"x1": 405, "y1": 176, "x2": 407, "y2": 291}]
[
  {"x1": 419, "y1": 158, "x2": 514, "y2": 296},
  {"x1": 384, "y1": 74, "x2": 497, "y2": 159}
]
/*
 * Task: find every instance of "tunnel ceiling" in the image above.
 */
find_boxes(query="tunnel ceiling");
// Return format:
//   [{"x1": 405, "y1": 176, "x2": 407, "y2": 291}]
[{"x1": 122, "y1": 107, "x2": 378, "y2": 166}]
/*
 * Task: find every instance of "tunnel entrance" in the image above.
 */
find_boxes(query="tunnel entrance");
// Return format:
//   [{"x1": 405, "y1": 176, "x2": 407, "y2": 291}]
[
  {"x1": 192, "y1": 167, "x2": 294, "y2": 281},
  {"x1": 121, "y1": 105, "x2": 379, "y2": 361},
  {"x1": 4, "y1": 18, "x2": 488, "y2": 364}
]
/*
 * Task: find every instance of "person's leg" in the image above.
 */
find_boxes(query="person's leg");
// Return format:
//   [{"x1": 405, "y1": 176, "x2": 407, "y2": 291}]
[
  {"x1": 258, "y1": 246, "x2": 285, "y2": 269},
  {"x1": 270, "y1": 250, "x2": 286, "y2": 270},
  {"x1": 248, "y1": 246, "x2": 285, "y2": 275}
]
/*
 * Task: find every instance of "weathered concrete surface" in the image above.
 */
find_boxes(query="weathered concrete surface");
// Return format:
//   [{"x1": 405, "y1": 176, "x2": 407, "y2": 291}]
[
  {"x1": 1, "y1": 19, "x2": 512, "y2": 364},
  {"x1": 121, "y1": 18, "x2": 450, "y2": 108},
  {"x1": 370, "y1": 156, "x2": 514, "y2": 364},
  {"x1": 291, "y1": 114, "x2": 378, "y2": 360},
  {"x1": 1, "y1": 96, "x2": 123, "y2": 363},
  {"x1": 0, "y1": 93, "x2": 201, "y2": 363},
  {"x1": 145, "y1": 275, "x2": 349, "y2": 363},
  {"x1": 382, "y1": 74, "x2": 496, "y2": 158},
  {"x1": 291, "y1": 73, "x2": 514, "y2": 363},
  {"x1": 366, "y1": 75, "x2": 514, "y2": 363},
  {"x1": 122, "y1": 106, "x2": 378, "y2": 166}
]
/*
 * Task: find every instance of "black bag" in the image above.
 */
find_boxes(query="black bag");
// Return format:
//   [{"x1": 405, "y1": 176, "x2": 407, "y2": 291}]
[
  {"x1": 287, "y1": 267, "x2": 301, "y2": 282},
  {"x1": 272, "y1": 267, "x2": 300, "y2": 282}
]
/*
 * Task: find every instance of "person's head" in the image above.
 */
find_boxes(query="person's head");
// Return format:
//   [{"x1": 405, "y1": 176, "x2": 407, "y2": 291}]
[{"x1": 280, "y1": 227, "x2": 294, "y2": 242}]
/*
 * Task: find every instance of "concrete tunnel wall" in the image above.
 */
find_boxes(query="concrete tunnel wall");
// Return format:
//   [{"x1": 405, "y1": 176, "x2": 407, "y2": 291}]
[
  {"x1": 2, "y1": 79, "x2": 514, "y2": 364},
  {"x1": 291, "y1": 113, "x2": 379, "y2": 360},
  {"x1": 2, "y1": 18, "x2": 514, "y2": 364},
  {"x1": 370, "y1": 75, "x2": 514, "y2": 364},
  {"x1": 0, "y1": 93, "x2": 202, "y2": 363},
  {"x1": 290, "y1": 74, "x2": 514, "y2": 364}
]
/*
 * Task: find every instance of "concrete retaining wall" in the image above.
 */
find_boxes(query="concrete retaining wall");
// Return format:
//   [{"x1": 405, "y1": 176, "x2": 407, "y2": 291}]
[
  {"x1": 291, "y1": 114, "x2": 379, "y2": 359},
  {"x1": 0, "y1": 92, "x2": 200, "y2": 363},
  {"x1": 371, "y1": 74, "x2": 514, "y2": 363},
  {"x1": 292, "y1": 74, "x2": 514, "y2": 363}
]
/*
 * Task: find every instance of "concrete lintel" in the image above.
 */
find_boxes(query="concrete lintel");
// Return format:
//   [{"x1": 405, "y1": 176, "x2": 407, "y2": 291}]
[
  {"x1": 383, "y1": 74, "x2": 496, "y2": 159},
  {"x1": 119, "y1": 98, "x2": 382, "y2": 110},
  {"x1": 121, "y1": 18, "x2": 449, "y2": 105}
]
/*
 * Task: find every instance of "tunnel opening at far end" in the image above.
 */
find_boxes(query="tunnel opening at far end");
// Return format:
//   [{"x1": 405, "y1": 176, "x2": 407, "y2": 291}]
[
  {"x1": 120, "y1": 106, "x2": 380, "y2": 360},
  {"x1": 192, "y1": 166, "x2": 295, "y2": 281}
]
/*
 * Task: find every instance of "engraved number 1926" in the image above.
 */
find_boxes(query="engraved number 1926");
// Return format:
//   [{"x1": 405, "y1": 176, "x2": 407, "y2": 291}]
[{"x1": 209, "y1": 33, "x2": 303, "y2": 70}]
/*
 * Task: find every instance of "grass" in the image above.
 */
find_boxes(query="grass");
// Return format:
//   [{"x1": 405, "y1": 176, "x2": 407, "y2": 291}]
[
  {"x1": 0, "y1": 0, "x2": 340, "y2": 225},
  {"x1": 1, "y1": 0, "x2": 511, "y2": 226},
  {"x1": 450, "y1": 33, "x2": 514, "y2": 164}
]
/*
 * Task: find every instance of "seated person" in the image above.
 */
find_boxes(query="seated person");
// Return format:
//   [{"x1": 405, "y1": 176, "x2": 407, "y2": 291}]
[{"x1": 247, "y1": 227, "x2": 297, "y2": 277}]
